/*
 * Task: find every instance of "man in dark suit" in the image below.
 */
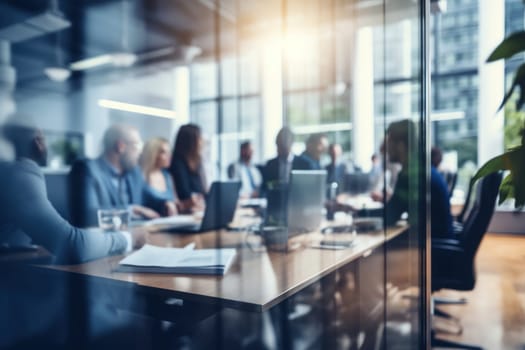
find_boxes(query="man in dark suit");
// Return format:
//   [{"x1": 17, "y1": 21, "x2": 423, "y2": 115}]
[
  {"x1": 325, "y1": 143, "x2": 347, "y2": 191},
  {"x1": 70, "y1": 124, "x2": 176, "y2": 227},
  {"x1": 261, "y1": 127, "x2": 310, "y2": 191}
]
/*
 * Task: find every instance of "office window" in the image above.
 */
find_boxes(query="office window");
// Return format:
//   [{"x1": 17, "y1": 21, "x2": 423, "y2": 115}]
[{"x1": 190, "y1": 51, "x2": 262, "y2": 177}]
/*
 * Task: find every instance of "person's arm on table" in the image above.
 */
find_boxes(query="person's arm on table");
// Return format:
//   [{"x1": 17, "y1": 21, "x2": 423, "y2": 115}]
[{"x1": 8, "y1": 163, "x2": 142, "y2": 264}]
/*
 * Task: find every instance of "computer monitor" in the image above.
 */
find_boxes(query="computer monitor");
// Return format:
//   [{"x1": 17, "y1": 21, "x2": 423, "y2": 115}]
[{"x1": 287, "y1": 170, "x2": 327, "y2": 234}]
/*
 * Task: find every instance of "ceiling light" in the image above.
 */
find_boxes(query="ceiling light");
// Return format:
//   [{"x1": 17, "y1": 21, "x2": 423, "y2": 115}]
[
  {"x1": 111, "y1": 52, "x2": 137, "y2": 67},
  {"x1": 98, "y1": 99, "x2": 176, "y2": 119},
  {"x1": 70, "y1": 54, "x2": 113, "y2": 71},
  {"x1": 44, "y1": 66, "x2": 71, "y2": 81}
]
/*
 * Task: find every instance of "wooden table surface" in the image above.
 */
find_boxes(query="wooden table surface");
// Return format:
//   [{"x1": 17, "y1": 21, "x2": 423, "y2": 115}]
[{"x1": 44, "y1": 217, "x2": 408, "y2": 312}]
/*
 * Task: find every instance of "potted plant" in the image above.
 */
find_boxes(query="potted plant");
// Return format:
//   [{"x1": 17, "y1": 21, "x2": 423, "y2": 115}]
[{"x1": 470, "y1": 27, "x2": 525, "y2": 209}]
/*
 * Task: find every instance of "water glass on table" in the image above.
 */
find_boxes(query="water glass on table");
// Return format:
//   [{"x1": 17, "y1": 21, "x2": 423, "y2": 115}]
[{"x1": 97, "y1": 208, "x2": 130, "y2": 231}]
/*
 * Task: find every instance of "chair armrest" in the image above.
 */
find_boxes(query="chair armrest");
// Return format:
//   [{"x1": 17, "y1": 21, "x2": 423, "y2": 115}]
[
  {"x1": 431, "y1": 244, "x2": 474, "y2": 291},
  {"x1": 432, "y1": 238, "x2": 461, "y2": 247},
  {"x1": 431, "y1": 244, "x2": 465, "y2": 278}
]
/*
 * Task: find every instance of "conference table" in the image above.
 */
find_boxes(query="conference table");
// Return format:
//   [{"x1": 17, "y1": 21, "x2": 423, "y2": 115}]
[
  {"x1": 39, "y1": 211, "x2": 408, "y2": 314},
  {"x1": 4, "y1": 207, "x2": 409, "y2": 348}
]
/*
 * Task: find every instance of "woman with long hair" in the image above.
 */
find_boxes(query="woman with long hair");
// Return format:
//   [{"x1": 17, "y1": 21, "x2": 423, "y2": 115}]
[
  {"x1": 139, "y1": 137, "x2": 177, "y2": 215},
  {"x1": 169, "y1": 124, "x2": 206, "y2": 213}
]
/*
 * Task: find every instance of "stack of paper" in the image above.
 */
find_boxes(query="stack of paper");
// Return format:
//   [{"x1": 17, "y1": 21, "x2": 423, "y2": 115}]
[
  {"x1": 142, "y1": 215, "x2": 197, "y2": 227},
  {"x1": 117, "y1": 244, "x2": 236, "y2": 275}
]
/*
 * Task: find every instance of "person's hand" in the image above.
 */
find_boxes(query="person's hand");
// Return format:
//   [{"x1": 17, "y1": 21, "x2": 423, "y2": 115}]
[
  {"x1": 324, "y1": 200, "x2": 355, "y2": 213},
  {"x1": 132, "y1": 205, "x2": 160, "y2": 219},
  {"x1": 164, "y1": 201, "x2": 177, "y2": 216},
  {"x1": 191, "y1": 193, "x2": 205, "y2": 211},
  {"x1": 370, "y1": 191, "x2": 384, "y2": 202},
  {"x1": 176, "y1": 199, "x2": 193, "y2": 214},
  {"x1": 129, "y1": 227, "x2": 147, "y2": 249}
]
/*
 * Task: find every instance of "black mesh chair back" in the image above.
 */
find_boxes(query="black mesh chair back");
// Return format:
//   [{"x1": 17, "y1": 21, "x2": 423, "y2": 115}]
[
  {"x1": 432, "y1": 171, "x2": 502, "y2": 292},
  {"x1": 459, "y1": 172, "x2": 502, "y2": 257}
]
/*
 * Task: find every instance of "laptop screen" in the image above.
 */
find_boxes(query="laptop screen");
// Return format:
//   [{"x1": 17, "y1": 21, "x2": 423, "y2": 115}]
[
  {"x1": 200, "y1": 181, "x2": 241, "y2": 231},
  {"x1": 287, "y1": 170, "x2": 327, "y2": 234}
]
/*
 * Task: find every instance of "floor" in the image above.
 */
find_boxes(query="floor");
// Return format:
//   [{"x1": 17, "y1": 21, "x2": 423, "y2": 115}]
[{"x1": 433, "y1": 233, "x2": 525, "y2": 350}]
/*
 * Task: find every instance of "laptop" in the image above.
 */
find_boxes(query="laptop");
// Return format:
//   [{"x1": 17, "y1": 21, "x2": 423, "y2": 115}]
[
  {"x1": 287, "y1": 170, "x2": 327, "y2": 235},
  {"x1": 150, "y1": 181, "x2": 241, "y2": 233}
]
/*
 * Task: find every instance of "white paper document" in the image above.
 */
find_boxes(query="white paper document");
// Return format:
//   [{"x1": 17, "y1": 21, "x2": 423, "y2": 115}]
[
  {"x1": 117, "y1": 244, "x2": 236, "y2": 275},
  {"x1": 142, "y1": 215, "x2": 198, "y2": 227},
  {"x1": 345, "y1": 196, "x2": 383, "y2": 211}
]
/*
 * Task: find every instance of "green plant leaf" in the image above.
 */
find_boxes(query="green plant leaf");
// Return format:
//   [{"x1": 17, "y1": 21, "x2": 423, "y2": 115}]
[
  {"x1": 474, "y1": 147, "x2": 525, "y2": 209},
  {"x1": 498, "y1": 173, "x2": 514, "y2": 205},
  {"x1": 471, "y1": 150, "x2": 516, "y2": 185},
  {"x1": 508, "y1": 147, "x2": 525, "y2": 208},
  {"x1": 498, "y1": 63, "x2": 525, "y2": 111},
  {"x1": 487, "y1": 31, "x2": 525, "y2": 62}
]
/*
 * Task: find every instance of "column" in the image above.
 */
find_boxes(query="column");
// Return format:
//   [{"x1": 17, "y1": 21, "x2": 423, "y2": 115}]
[
  {"x1": 261, "y1": 40, "x2": 284, "y2": 160},
  {"x1": 352, "y1": 26, "x2": 375, "y2": 172},
  {"x1": 477, "y1": 0, "x2": 504, "y2": 164}
]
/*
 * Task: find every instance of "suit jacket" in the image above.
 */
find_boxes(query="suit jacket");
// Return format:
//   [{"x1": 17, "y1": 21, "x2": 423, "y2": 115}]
[
  {"x1": 325, "y1": 163, "x2": 347, "y2": 184},
  {"x1": 0, "y1": 158, "x2": 127, "y2": 264},
  {"x1": 261, "y1": 155, "x2": 310, "y2": 193},
  {"x1": 299, "y1": 152, "x2": 321, "y2": 170},
  {"x1": 69, "y1": 157, "x2": 165, "y2": 227}
]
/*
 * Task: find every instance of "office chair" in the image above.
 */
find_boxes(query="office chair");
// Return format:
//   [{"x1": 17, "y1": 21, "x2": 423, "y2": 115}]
[
  {"x1": 440, "y1": 171, "x2": 458, "y2": 199},
  {"x1": 453, "y1": 175, "x2": 475, "y2": 231},
  {"x1": 448, "y1": 172, "x2": 458, "y2": 199},
  {"x1": 44, "y1": 171, "x2": 72, "y2": 222},
  {"x1": 431, "y1": 171, "x2": 502, "y2": 350}
]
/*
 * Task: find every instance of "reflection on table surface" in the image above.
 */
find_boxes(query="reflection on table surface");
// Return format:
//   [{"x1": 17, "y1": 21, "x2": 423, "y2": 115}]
[
  {"x1": 337, "y1": 193, "x2": 384, "y2": 211},
  {"x1": 45, "y1": 209, "x2": 408, "y2": 312}
]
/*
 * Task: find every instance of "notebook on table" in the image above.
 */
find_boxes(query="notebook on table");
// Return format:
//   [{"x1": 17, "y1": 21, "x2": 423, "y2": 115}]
[{"x1": 117, "y1": 244, "x2": 236, "y2": 275}]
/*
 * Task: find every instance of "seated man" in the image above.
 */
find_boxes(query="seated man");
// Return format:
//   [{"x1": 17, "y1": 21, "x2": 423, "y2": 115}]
[
  {"x1": 299, "y1": 133, "x2": 328, "y2": 170},
  {"x1": 0, "y1": 119, "x2": 144, "y2": 264},
  {"x1": 261, "y1": 126, "x2": 310, "y2": 191},
  {"x1": 325, "y1": 143, "x2": 347, "y2": 191},
  {"x1": 0, "y1": 118, "x2": 150, "y2": 349},
  {"x1": 70, "y1": 124, "x2": 175, "y2": 227},
  {"x1": 227, "y1": 140, "x2": 262, "y2": 198},
  {"x1": 346, "y1": 120, "x2": 453, "y2": 237}
]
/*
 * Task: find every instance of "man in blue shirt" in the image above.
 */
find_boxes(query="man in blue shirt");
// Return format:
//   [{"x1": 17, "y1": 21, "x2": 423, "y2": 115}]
[
  {"x1": 0, "y1": 119, "x2": 147, "y2": 349},
  {"x1": 0, "y1": 120, "x2": 144, "y2": 263},
  {"x1": 70, "y1": 124, "x2": 175, "y2": 227}
]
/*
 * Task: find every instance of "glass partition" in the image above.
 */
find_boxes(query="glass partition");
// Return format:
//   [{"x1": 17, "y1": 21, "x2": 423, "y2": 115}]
[{"x1": 0, "y1": 0, "x2": 428, "y2": 348}]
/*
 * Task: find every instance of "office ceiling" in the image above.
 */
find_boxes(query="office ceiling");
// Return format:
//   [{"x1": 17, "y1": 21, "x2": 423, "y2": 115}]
[
  {"x1": 0, "y1": 0, "x2": 228, "y2": 92},
  {"x1": 0, "y1": 0, "x2": 411, "y2": 94}
]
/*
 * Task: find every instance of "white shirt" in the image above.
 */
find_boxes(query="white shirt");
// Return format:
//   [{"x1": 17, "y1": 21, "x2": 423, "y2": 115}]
[{"x1": 228, "y1": 161, "x2": 262, "y2": 197}]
